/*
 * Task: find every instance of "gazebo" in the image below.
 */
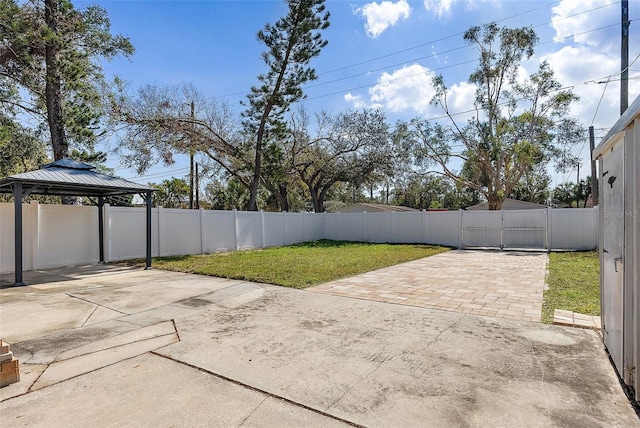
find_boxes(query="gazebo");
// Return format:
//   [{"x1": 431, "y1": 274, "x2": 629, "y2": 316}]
[{"x1": 0, "y1": 158, "x2": 155, "y2": 286}]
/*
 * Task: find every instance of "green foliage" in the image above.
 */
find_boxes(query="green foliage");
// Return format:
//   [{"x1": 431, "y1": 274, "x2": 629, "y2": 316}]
[
  {"x1": 289, "y1": 108, "x2": 395, "y2": 212},
  {"x1": 391, "y1": 175, "x2": 481, "y2": 210},
  {"x1": 0, "y1": 115, "x2": 48, "y2": 177},
  {"x1": 551, "y1": 177, "x2": 593, "y2": 208},
  {"x1": 152, "y1": 177, "x2": 190, "y2": 208},
  {"x1": 205, "y1": 179, "x2": 251, "y2": 211},
  {"x1": 509, "y1": 165, "x2": 551, "y2": 205},
  {"x1": 243, "y1": 0, "x2": 330, "y2": 210},
  {"x1": 0, "y1": 0, "x2": 134, "y2": 157},
  {"x1": 542, "y1": 251, "x2": 600, "y2": 323},
  {"x1": 150, "y1": 240, "x2": 449, "y2": 288},
  {"x1": 406, "y1": 23, "x2": 582, "y2": 210}
]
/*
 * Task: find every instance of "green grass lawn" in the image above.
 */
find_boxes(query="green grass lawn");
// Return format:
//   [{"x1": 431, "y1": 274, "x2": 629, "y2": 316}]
[
  {"x1": 542, "y1": 251, "x2": 600, "y2": 323},
  {"x1": 149, "y1": 240, "x2": 449, "y2": 288}
]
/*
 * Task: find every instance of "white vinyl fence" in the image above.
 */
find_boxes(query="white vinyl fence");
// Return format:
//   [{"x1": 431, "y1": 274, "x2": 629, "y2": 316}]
[{"x1": 0, "y1": 202, "x2": 598, "y2": 273}]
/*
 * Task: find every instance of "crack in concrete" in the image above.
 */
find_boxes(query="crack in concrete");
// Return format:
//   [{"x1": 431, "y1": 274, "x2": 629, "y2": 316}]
[
  {"x1": 150, "y1": 352, "x2": 365, "y2": 427},
  {"x1": 81, "y1": 305, "x2": 99, "y2": 327},
  {"x1": 27, "y1": 363, "x2": 50, "y2": 394},
  {"x1": 425, "y1": 313, "x2": 466, "y2": 348},
  {"x1": 64, "y1": 293, "x2": 128, "y2": 315},
  {"x1": 326, "y1": 353, "x2": 395, "y2": 411},
  {"x1": 238, "y1": 395, "x2": 268, "y2": 427}
]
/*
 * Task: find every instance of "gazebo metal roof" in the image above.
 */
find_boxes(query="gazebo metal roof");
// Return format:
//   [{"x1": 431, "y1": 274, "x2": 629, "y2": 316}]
[
  {"x1": 0, "y1": 158, "x2": 153, "y2": 196},
  {"x1": 1, "y1": 158, "x2": 155, "y2": 286}
]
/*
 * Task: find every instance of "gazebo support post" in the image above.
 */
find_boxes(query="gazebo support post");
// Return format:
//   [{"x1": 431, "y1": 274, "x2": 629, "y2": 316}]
[
  {"x1": 13, "y1": 182, "x2": 24, "y2": 286},
  {"x1": 145, "y1": 191, "x2": 152, "y2": 270},
  {"x1": 98, "y1": 196, "x2": 105, "y2": 263}
]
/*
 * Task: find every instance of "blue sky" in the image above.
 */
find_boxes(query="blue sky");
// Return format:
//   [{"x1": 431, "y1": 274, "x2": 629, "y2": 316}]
[{"x1": 78, "y1": 0, "x2": 640, "y2": 189}]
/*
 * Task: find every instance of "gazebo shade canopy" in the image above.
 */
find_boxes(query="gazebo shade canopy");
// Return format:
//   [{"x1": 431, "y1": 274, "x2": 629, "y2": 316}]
[
  {"x1": 1, "y1": 158, "x2": 155, "y2": 286},
  {"x1": 0, "y1": 158, "x2": 153, "y2": 197}
]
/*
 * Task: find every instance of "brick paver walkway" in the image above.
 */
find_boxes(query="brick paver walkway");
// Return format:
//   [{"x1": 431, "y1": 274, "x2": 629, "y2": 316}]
[{"x1": 309, "y1": 250, "x2": 548, "y2": 322}]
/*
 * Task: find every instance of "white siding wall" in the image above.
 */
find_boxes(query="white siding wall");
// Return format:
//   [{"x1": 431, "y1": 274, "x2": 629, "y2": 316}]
[{"x1": 0, "y1": 203, "x2": 599, "y2": 273}]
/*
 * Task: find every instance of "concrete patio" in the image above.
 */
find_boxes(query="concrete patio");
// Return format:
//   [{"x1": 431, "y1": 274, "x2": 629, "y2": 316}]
[{"x1": 0, "y1": 261, "x2": 638, "y2": 427}]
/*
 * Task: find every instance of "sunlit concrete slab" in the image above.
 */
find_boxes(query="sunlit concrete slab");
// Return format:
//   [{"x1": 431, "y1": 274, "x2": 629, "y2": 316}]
[
  {"x1": 1, "y1": 264, "x2": 637, "y2": 427},
  {"x1": 159, "y1": 286, "x2": 639, "y2": 427},
  {"x1": 1, "y1": 353, "x2": 350, "y2": 428},
  {"x1": 0, "y1": 293, "x2": 96, "y2": 343},
  {"x1": 32, "y1": 332, "x2": 178, "y2": 390}
]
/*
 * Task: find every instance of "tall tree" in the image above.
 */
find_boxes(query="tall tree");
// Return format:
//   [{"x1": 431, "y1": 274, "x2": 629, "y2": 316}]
[
  {"x1": 403, "y1": 23, "x2": 582, "y2": 209},
  {"x1": 243, "y1": 0, "x2": 330, "y2": 211},
  {"x1": 509, "y1": 165, "x2": 551, "y2": 205},
  {"x1": 288, "y1": 109, "x2": 394, "y2": 212},
  {"x1": 152, "y1": 177, "x2": 190, "y2": 209},
  {"x1": 0, "y1": 0, "x2": 134, "y2": 160},
  {"x1": 0, "y1": 114, "x2": 48, "y2": 177}
]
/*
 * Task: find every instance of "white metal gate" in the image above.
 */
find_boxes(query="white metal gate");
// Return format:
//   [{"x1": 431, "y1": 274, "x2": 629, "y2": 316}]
[{"x1": 461, "y1": 209, "x2": 548, "y2": 250}]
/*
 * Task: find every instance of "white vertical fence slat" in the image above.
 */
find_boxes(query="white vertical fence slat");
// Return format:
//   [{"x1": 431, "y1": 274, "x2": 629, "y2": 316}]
[
  {"x1": 0, "y1": 203, "x2": 599, "y2": 273},
  {"x1": 549, "y1": 207, "x2": 599, "y2": 250}
]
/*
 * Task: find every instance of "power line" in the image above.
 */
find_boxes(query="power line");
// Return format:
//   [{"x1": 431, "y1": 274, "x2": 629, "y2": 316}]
[
  {"x1": 591, "y1": 76, "x2": 611, "y2": 126},
  {"x1": 304, "y1": 21, "x2": 629, "y2": 101},
  {"x1": 124, "y1": 167, "x2": 190, "y2": 182},
  {"x1": 212, "y1": 1, "x2": 615, "y2": 101}
]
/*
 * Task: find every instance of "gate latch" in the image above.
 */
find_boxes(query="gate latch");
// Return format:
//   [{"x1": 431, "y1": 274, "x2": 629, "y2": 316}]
[{"x1": 614, "y1": 256, "x2": 622, "y2": 272}]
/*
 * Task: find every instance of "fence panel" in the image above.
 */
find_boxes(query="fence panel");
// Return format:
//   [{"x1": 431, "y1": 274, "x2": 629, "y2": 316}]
[
  {"x1": 462, "y1": 211, "x2": 502, "y2": 248},
  {"x1": 363, "y1": 213, "x2": 392, "y2": 243},
  {"x1": 0, "y1": 203, "x2": 34, "y2": 272},
  {"x1": 392, "y1": 212, "x2": 423, "y2": 243},
  {"x1": 202, "y1": 210, "x2": 235, "y2": 253},
  {"x1": 37, "y1": 204, "x2": 99, "y2": 268},
  {"x1": 264, "y1": 212, "x2": 285, "y2": 247},
  {"x1": 108, "y1": 206, "x2": 159, "y2": 261},
  {"x1": 303, "y1": 213, "x2": 325, "y2": 242},
  {"x1": 158, "y1": 208, "x2": 202, "y2": 256},
  {"x1": 550, "y1": 207, "x2": 598, "y2": 250},
  {"x1": 502, "y1": 209, "x2": 547, "y2": 249},
  {"x1": 235, "y1": 211, "x2": 262, "y2": 250},
  {"x1": 0, "y1": 203, "x2": 12, "y2": 273},
  {"x1": 337, "y1": 213, "x2": 365, "y2": 242},
  {"x1": 285, "y1": 213, "x2": 305, "y2": 245},
  {"x1": 424, "y1": 211, "x2": 461, "y2": 247}
]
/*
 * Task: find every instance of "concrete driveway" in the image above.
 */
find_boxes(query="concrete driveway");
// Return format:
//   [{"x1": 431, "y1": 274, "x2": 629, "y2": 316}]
[
  {"x1": 0, "y1": 262, "x2": 638, "y2": 427},
  {"x1": 311, "y1": 250, "x2": 548, "y2": 322}
]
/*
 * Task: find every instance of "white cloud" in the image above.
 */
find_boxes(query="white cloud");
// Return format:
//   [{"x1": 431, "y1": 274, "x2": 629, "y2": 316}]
[
  {"x1": 366, "y1": 64, "x2": 437, "y2": 114},
  {"x1": 423, "y1": 0, "x2": 489, "y2": 19},
  {"x1": 551, "y1": 0, "x2": 618, "y2": 50},
  {"x1": 356, "y1": 0, "x2": 411, "y2": 39},
  {"x1": 444, "y1": 81, "x2": 476, "y2": 118},
  {"x1": 344, "y1": 64, "x2": 477, "y2": 118},
  {"x1": 343, "y1": 93, "x2": 369, "y2": 109},
  {"x1": 541, "y1": 45, "x2": 638, "y2": 128}
]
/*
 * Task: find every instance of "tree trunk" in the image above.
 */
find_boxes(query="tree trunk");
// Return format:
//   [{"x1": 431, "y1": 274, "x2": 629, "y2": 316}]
[
  {"x1": 488, "y1": 193, "x2": 503, "y2": 210},
  {"x1": 246, "y1": 141, "x2": 262, "y2": 211},
  {"x1": 44, "y1": 0, "x2": 67, "y2": 161},
  {"x1": 45, "y1": 0, "x2": 74, "y2": 205},
  {"x1": 277, "y1": 184, "x2": 290, "y2": 212}
]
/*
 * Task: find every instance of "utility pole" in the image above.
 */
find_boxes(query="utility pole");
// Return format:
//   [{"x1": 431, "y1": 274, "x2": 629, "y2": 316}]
[
  {"x1": 189, "y1": 101, "x2": 195, "y2": 209},
  {"x1": 589, "y1": 126, "x2": 598, "y2": 206},
  {"x1": 195, "y1": 162, "x2": 200, "y2": 209},
  {"x1": 621, "y1": 0, "x2": 629, "y2": 115},
  {"x1": 576, "y1": 162, "x2": 580, "y2": 208}
]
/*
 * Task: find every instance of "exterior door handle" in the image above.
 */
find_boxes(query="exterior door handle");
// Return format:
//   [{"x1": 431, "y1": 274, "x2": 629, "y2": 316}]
[{"x1": 614, "y1": 256, "x2": 622, "y2": 272}]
